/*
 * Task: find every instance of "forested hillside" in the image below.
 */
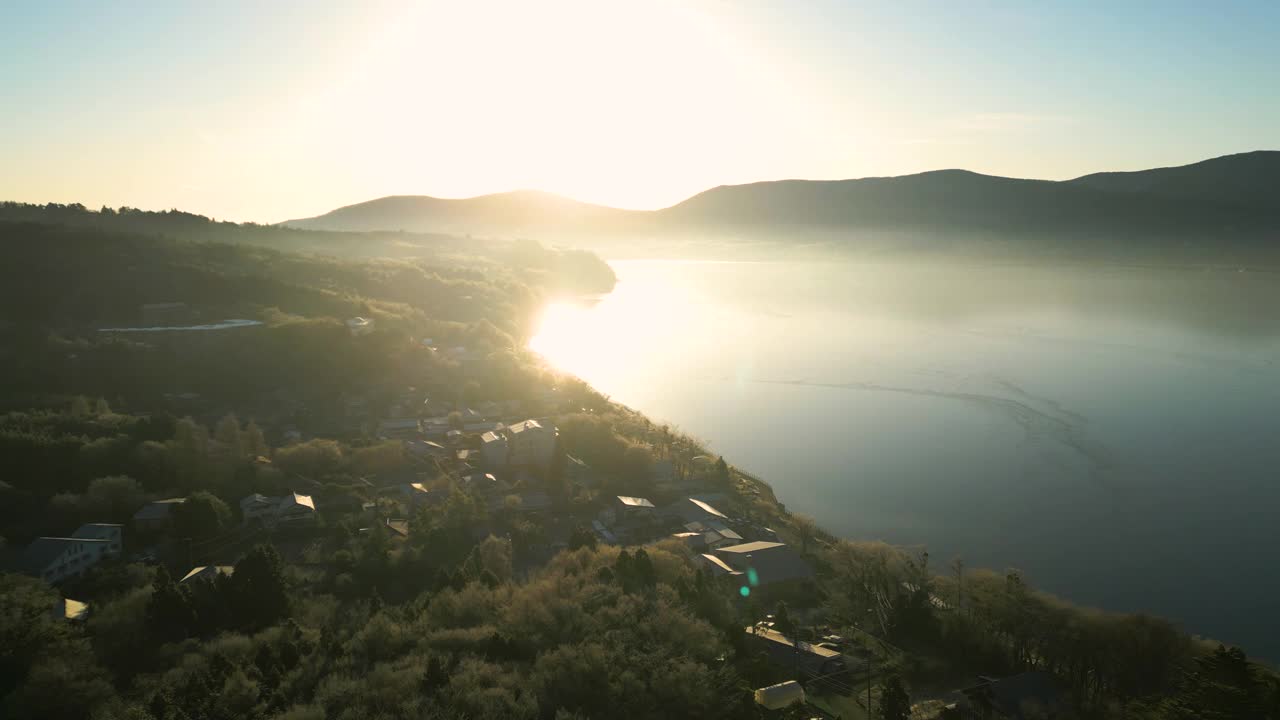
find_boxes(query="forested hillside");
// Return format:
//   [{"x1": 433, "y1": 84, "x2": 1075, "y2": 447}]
[{"x1": 0, "y1": 208, "x2": 1276, "y2": 720}]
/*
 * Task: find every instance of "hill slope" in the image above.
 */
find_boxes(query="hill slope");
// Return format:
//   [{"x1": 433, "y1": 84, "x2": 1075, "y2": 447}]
[{"x1": 283, "y1": 152, "x2": 1280, "y2": 246}]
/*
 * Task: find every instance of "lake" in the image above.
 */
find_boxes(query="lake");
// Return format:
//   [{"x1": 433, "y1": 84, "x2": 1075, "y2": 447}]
[{"x1": 530, "y1": 258, "x2": 1280, "y2": 660}]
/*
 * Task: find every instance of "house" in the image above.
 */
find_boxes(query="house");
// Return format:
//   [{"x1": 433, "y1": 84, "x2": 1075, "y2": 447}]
[
  {"x1": 240, "y1": 494, "x2": 279, "y2": 525},
  {"x1": 21, "y1": 536, "x2": 114, "y2": 584},
  {"x1": 697, "y1": 553, "x2": 742, "y2": 578},
  {"x1": 240, "y1": 492, "x2": 317, "y2": 526},
  {"x1": 132, "y1": 498, "x2": 187, "y2": 532},
  {"x1": 683, "y1": 520, "x2": 743, "y2": 549},
  {"x1": 713, "y1": 541, "x2": 813, "y2": 586},
  {"x1": 71, "y1": 523, "x2": 123, "y2": 556},
  {"x1": 406, "y1": 439, "x2": 448, "y2": 458},
  {"x1": 53, "y1": 597, "x2": 90, "y2": 622},
  {"x1": 479, "y1": 430, "x2": 509, "y2": 468},
  {"x1": 505, "y1": 419, "x2": 558, "y2": 470},
  {"x1": 397, "y1": 482, "x2": 450, "y2": 507},
  {"x1": 606, "y1": 495, "x2": 656, "y2": 523},
  {"x1": 952, "y1": 672, "x2": 1066, "y2": 720},
  {"x1": 180, "y1": 566, "x2": 234, "y2": 584},
  {"x1": 745, "y1": 626, "x2": 847, "y2": 677},
  {"x1": 345, "y1": 316, "x2": 375, "y2": 336},
  {"x1": 664, "y1": 497, "x2": 729, "y2": 525},
  {"x1": 670, "y1": 531, "x2": 708, "y2": 552},
  {"x1": 445, "y1": 429, "x2": 463, "y2": 444},
  {"x1": 378, "y1": 418, "x2": 421, "y2": 439},
  {"x1": 384, "y1": 518, "x2": 410, "y2": 539},
  {"x1": 277, "y1": 492, "x2": 317, "y2": 525}
]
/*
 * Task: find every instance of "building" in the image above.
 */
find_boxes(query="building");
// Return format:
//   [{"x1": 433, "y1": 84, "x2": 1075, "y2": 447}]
[
  {"x1": 745, "y1": 626, "x2": 847, "y2": 677},
  {"x1": 132, "y1": 498, "x2": 187, "y2": 532},
  {"x1": 480, "y1": 430, "x2": 510, "y2": 468},
  {"x1": 506, "y1": 419, "x2": 558, "y2": 470},
  {"x1": 378, "y1": 418, "x2": 421, "y2": 439},
  {"x1": 180, "y1": 566, "x2": 234, "y2": 584},
  {"x1": 21, "y1": 536, "x2": 114, "y2": 584},
  {"x1": 698, "y1": 553, "x2": 742, "y2": 578},
  {"x1": 951, "y1": 672, "x2": 1066, "y2": 720},
  {"x1": 406, "y1": 439, "x2": 448, "y2": 458},
  {"x1": 713, "y1": 541, "x2": 813, "y2": 586},
  {"x1": 345, "y1": 316, "x2": 375, "y2": 336},
  {"x1": 277, "y1": 492, "x2": 317, "y2": 525},
  {"x1": 71, "y1": 523, "x2": 123, "y2": 556},
  {"x1": 610, "y1": 495, "x2": 656, "y2": 522},
  {"x1": 53, "y1": 597, "x2": 90, "y2": 622},
  {"x1": 664, "y1": 497, "x2": 729, "y2": 525},
  {"x1": 670, "y1": 531, "x2": 709, "y2": 552},
  {"x1": 239, "y1": 492, "x2": 317, "y2": 527}
]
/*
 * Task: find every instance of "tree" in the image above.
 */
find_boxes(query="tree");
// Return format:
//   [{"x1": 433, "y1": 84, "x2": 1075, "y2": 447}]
[
  {"x1": 619, "y1": 444, "x2": 654, "y2": 494},
  {"x1": 69, "y1": 396, "x2": 90, "y2": 417},
  {"x1": 773, "y1": 602, "x2": 796, "y2": 640},
  {"x1": 147, "y1": 566, "x2": 196, "y2": 643},
  {"x1": 215, "y1": 414, "x2": 245, "y2": 458},
  {"x1": 243, "y1": 420, "x2": 268, "y2": 458},
  {"x1": 448, "y1": 411, "x2": 464, "y2": 431},
  {"x1": 879, "y1": 675, "x2": 911, "y2": 720},
  {"x1": 568, "y1": 525, "x2": 597, "y2": 551},
  {"x1": 714, "y1": 456, "x2": 730, "y2": 485},
  {"x1": 477, "y1": 534, "x2": 513, "y2": 583},
  {"x1": 792, "y1": 513, "x2": 818, "y2": 556},
  {"x1": 94, "y1": 397, "x2": 112, "y2": 415},
  {"x1": 274, "y1": 439, "x2": 343, "y2": 478},
  {"x1": 83, "y1": 475, "x2": 148, "y2": 523},
  {"x1": 229, "y1": 545, "x2": 290, "y2": 630},
  {"x1": 173, "y1": 491, "x2": 231, "y2": 539}
]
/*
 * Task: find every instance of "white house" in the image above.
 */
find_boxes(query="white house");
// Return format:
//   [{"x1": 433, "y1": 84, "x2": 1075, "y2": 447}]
[
  {"x1": 71, "y1": 523, "x2": 123, "y2": 556},
  {"x1": 21, "y1": 536, "x2": 114, "y2": 584}
]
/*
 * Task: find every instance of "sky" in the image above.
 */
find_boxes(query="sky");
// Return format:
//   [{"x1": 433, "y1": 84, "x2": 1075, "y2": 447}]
[{"x1": 2, "y1": 0, "x2": 1278, "y2": 223}]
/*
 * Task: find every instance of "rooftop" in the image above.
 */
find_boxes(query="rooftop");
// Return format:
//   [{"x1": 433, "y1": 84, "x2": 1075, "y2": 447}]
[
  {"x1": 180, "y1": 565, "x2": 234, "y2": 584},
  {"x1": 132, "y1": 497, "x2": 187, "y2": 521},
  {"x1": 617, "y1": 495, "x2": 656, "y2": 508},
  {"x1": 71, "y1": 523, "x2": 122, "y2": 540}
]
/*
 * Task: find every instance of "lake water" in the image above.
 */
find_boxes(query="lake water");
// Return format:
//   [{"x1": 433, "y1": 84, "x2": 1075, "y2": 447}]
[{"x1": 530, "y1": 258, "x2": 1280, "y2": 660}]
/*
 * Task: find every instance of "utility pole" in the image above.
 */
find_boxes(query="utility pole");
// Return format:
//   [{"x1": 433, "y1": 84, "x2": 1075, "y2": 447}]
[{"x1": 867, "y1": 656, "x2": 873, "y2": 716}]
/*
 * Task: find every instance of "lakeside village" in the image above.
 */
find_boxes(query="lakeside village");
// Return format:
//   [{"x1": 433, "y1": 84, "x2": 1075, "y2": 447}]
[{"x1": 7, "y1": 315, "x2": 1079, "y2": 719}]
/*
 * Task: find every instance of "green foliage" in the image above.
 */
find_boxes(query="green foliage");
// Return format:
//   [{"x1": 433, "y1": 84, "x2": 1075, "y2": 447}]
[
  {"x1": 172, "y1": 491, "x2": 231, "y2": 538},
  {"x1": 229, "y1": 545, "x2": 291, "y2": 631}
]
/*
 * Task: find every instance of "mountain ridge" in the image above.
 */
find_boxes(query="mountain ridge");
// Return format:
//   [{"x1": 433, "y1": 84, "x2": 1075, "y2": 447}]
[{"x1": 283, "y1": 151, "x2": 1280, "y2": 243}]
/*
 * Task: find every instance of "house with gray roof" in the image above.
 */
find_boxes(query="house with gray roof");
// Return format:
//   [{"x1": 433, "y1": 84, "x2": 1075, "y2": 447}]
[
  {"x1": 132, "y1": 497, "x2": 187, "y2": 531},
  {"x1": 22, "y1": 536, "x2": 114, "y2": 584},
  {"x1": 71, "y1": 523, "x2": 123, "y2": 556},
  {"x1": 713, "y1": 541, "x2": 813, "y2": 586}
]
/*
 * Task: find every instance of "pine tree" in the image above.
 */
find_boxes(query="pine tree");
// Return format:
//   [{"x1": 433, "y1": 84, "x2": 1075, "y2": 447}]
[
  {"x1": 229, "y1": 545, "x2": 290, "y2": 630},
  {"x1": 879, "y1": 675, "x2": 911, "y2": 720}
]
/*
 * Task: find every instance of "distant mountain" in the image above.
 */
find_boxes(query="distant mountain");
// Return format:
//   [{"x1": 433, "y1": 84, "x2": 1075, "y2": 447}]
[
  {"x1": 1067, "y1": 150, "x2": 1280, "y2": 213},
  {"x1": 283, "y1": 152, "x2": 1280, "y2": 245},
  {"x1": 284, "y1": 190, "x2": 645, "y2": 236}
]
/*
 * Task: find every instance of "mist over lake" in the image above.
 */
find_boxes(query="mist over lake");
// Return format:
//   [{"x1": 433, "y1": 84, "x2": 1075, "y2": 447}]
[{"x1": 532, "y1": 258, "x2": 1280, "y2": 659}]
